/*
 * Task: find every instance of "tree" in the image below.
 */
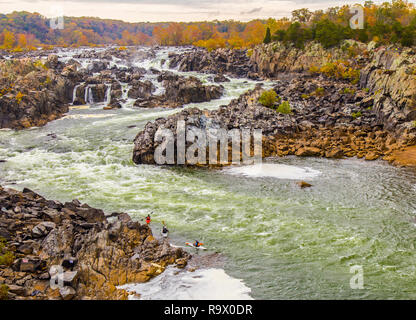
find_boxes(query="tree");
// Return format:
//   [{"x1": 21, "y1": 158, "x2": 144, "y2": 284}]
[
  {"x1": 242, "y1": 21, "x2": 266, "y2": 47},
  {"x1": 400, "y1": 26, "x2": 414, "y2": 46},
  {"x1": 17, "y1": 34, "x2": 27, "y2": 49},
  {"x1": 258, "y1": 90, "x2": 277, "y2": 108},
  {"x1": 183, "y1": 25, "x2": 202, "y2": 45},
  {"x1": 292, "y1": 8, "x2": 313, "y2": 23},
  {"x1": 273, "y1": 29, "x2": 286, "y2": 41},
  {"x1": 2, "y1": 30, "x2": 15, "y2": 49},
  {"x1": 263, "y1": 27, "x2": 271, "y2": 44},
  {"x1": 313, "y1": 19, "x2": 345, "y2": 48},
  {"x1": 285, "y1": 22, "x2": 312, "y2": 48}
]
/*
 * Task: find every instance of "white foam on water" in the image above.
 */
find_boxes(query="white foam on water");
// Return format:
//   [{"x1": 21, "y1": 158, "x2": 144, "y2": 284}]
[
  {"x1": 118, "y1": 267, "x2": 253, "y2": 300},
  {"x1": 59, "y1": 114, "x2": 116, "y2": 120},
  {"x1": 223, "y1": 163, "x2": 321, "y2": 180}
]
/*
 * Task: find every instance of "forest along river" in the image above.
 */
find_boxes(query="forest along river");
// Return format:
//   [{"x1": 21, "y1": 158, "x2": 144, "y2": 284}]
[{"x1": 1, "y1": 47, "x2": 416, "y2": 299}]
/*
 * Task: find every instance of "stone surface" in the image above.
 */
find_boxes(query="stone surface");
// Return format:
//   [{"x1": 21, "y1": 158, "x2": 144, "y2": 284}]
[{"x1": 0, "y1": 186, "x2": 191, "y2": 300}]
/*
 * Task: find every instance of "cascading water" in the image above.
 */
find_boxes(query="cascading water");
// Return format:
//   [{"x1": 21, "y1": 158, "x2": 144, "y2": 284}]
[
  {"x1": 105, "y1": 84, "x2": 112, "y2": 106},
  {"x1": 72, "y1": 84, "x2": 80, "y2": 104},
  {"x1": 84, "y1": 85, "x2": 94, "y2": 105},
  {"x1": 1, "y1": 46, "x2": 416, "y2": 300}
]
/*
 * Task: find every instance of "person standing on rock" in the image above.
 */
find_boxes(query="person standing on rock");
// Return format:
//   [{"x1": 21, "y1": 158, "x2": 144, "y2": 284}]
[{"x1": 162, "y1": 222, "x2": 169, "y2": 238}]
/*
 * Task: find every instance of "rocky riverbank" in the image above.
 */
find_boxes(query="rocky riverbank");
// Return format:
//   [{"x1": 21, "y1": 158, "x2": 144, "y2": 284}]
[
  {"x1": 0, "y1": 186, "x2": 190, "y2": 300},
  {"x1": 132, "y1": 40, "x2": 416, "y2": 167},
  {"x1": 251, "y1": 41, "x2": 416, "y2": 132},
  {"x1": 1, "y1": 46, "x2": 226, "y2": 129},
  {"x1": 132, "y1": 77, "x2": 415, "y2": 167},
  {"x1": 0, "y1": 55, "x2": 77, "y2": 129}
]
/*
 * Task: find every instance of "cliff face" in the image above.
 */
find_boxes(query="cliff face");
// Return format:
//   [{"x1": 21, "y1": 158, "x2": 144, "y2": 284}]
[
  {"x1": 0, "y1": 187, "x2": 189, "y2": 300},
  {"x1": 250, "y1": 41, "x2": 365, "y2": 75},
  {"x1": 169, "y1": 47, "x2": 257, "y2": 79},
  {"x1": 0, "y1": 56, "x2": 80, "y2": 129},
  {"x1": 251, "y1": 41, "x2": 416, "y2": 138},
  {"x1": 359, "y1": 46, "x2": 416, "y2": 132}
]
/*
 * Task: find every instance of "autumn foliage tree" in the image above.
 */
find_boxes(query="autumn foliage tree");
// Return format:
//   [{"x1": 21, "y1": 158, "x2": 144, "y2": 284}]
[{"x1": 1, "y1": 29, "x2": 15, "y2": 49}]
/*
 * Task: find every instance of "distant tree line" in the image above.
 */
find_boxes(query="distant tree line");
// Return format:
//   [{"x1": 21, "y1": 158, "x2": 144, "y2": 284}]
[{"x1": 270, "y1": 0, "x2": 416, "y2": 48}]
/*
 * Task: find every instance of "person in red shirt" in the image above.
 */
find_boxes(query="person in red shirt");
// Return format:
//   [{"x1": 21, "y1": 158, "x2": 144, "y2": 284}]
[{"x1": 145, "y1": 214, "x2": 151, "y2": 225}]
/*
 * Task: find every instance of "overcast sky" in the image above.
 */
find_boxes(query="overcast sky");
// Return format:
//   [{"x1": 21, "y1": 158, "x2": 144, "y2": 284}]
[{"x1": 0, "y1": 0, "x2": 390, "y2": 22}]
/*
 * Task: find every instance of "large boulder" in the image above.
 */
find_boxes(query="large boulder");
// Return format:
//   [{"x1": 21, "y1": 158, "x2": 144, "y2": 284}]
[
  {"x1": 128, "y1": 80, "x2": 155, "y2": 99},
  {"x1": 159, "y1": 72, "x2": 224, "y2": 106},
  {"x1": 169, "y1": 47, "x2": 255, "y2": 78},
  {"x1": 0, "y1": 58, "x2": 75, "y2": 129}
]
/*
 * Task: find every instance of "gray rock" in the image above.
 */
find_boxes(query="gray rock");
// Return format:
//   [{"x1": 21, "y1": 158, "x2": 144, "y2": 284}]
[
  {"x1": 59, "y1": 286, "x2": 76, "y2": 300},
  {"x1": 32, "y1": 221, "x2": 56, "y2": 238}
]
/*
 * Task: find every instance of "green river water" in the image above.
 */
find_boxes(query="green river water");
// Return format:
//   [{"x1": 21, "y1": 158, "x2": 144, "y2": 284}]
[{"x1": 1, "y1": 48, "x2": 416, "y2": 299}]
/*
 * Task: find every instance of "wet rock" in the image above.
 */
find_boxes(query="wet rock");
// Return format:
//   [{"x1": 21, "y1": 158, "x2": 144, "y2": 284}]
[
  {"x1": 163, "y1": 75, "x2": 224, "y2": 105},
  {"x1": 59, "y1": 286, "x2": 76, "y2": 300},
  {"x1": 128, "y1": 80, "x2": 155, "y2": 99},
  {"x1": 88, "y1": 61, "x2": 109, "y2": 73},
  {"x1": 213, "y1": 75, "x2": 230, "y2": 83},
  {"x1": 295, "y1": 147, "x2": 321, "y2": 157},
  {"x1": 297, "y1": 181, "x2": 312, "y2": 188},
  {"x1": 325, "y1": 148, "x2": 344, "y2": 159},
  {"x1": 175, "y1": 258, "x2": 188, "y2": 269},
  {"x1": 90, "y1": 84, "x2": 107, "y2": 103}
]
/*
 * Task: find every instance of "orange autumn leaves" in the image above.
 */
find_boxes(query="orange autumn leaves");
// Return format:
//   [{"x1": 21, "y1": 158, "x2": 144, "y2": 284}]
[
  {"x1": 152, "y1": 19, "x2": 289, "y2": 51},
  {"x1": 0, "y1": 30, "x2": 39, "y2": 51}
]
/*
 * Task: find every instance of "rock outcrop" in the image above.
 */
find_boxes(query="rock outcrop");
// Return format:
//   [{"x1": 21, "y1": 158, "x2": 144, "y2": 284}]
[
  {"x1": 359, "y1": 46, "x2": 416, "y2": 132},
  {"x1": 133, "y1": 72, "x2": 224, "y2": 109},
  {"x1": 133, "y1": 72, "x2": 415, "y2": 165},
  {"x1": 0, "y1": 56, "x2": 79, "y2": 129},
  {"x1": 169, "y1": 47, "x2": 257, "y2": 78},
  {"x1": 250, "y1": 40, "x2": 416, "y2": 137},
  {"x1": 250, "y1": 40, "x2": 367, "y2": 76},
  {"x1": 0, "y1": 187, "x2": 189, "y2": 300}
]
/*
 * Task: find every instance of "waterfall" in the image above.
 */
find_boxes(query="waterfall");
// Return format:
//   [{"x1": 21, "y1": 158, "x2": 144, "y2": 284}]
[
  {"x1": 121, "y1": 83, "x2": 129, "y2": 100},
  {"x1": 84, "y1": 85, "x2": 94, "y2": 105},
  {"x1": 88, "y1": 87, "x2": 94, "y2": 105},
  {"x1": 72, "y1": 84, "x2": 82, "y2": 105},
  {"x1": 84, "y1": 85, "x2": 89, "y2": 104},
  {"x1": 105, "y1": 84, "x2": 112, "y2": 106}
]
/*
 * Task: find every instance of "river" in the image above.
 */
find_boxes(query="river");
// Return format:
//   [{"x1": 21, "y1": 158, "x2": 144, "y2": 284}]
[{"x1": 1, "y1": 47, "x2": 416, "y2": 300}]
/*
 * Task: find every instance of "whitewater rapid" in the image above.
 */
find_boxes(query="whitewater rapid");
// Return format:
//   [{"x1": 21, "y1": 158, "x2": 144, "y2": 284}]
[{"x1": 118, "y1": 267, "x2": 253, "y2": 300}]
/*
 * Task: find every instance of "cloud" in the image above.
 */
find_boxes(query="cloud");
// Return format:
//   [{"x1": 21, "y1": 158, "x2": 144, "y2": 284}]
[{"x1": 241, "y1": 7, "x2": 262, "y2": 15}]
